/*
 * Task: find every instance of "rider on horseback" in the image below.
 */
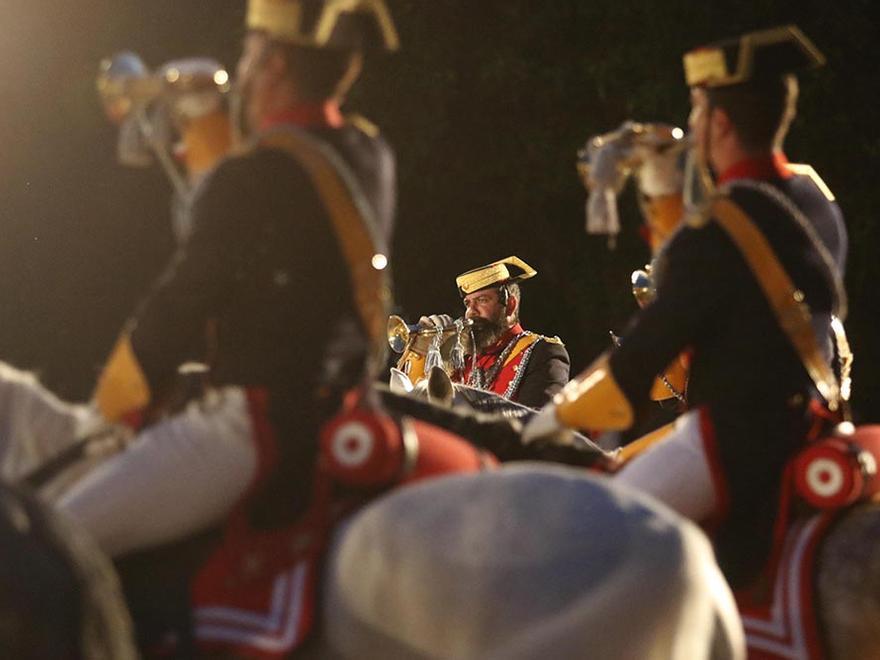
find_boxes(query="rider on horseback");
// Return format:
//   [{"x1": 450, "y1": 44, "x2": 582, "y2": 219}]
[
  {"x1": 411, "y1": 256, "x2": 571, "y2": 408},
  {"x1": 0, "y1": 0, "x2": 399, "y2": 560},
  {"x1": 525, "y1": 25, "x2": 848, "y2": 589}
]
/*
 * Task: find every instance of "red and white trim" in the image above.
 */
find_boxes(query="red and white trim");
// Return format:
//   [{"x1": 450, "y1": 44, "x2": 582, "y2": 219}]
[
  {"x1": 189, "y1": 401, "x2": 495, "y2": 657},
  {"x1": 195, "y1": 560, "x2": 316, "y2": 658},
  {"x1": 738, "y1": 514, "x2": 833, "y2": 660}
]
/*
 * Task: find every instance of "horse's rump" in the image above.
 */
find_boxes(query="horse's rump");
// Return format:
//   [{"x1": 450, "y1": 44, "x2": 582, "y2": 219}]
[{"x1": 322, "y1": 464, "x2": 745, "y2": 659}]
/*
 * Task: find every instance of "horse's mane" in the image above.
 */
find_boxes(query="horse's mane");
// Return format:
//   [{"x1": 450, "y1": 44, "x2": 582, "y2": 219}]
[{"x1": 451, "y1": 383, "x2": 536, "y2": 419}]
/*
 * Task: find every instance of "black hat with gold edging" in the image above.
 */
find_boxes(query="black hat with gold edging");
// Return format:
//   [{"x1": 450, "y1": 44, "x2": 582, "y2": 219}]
[
  {"x1": 247, "y1": 0, "x2": 399, "y2": 51},
  {"x1": 456, "y1": 256, "x2": 538, "y2": 298},
  {"x1": 683, "y1": 25, "x2": 824, "y2": 89}
]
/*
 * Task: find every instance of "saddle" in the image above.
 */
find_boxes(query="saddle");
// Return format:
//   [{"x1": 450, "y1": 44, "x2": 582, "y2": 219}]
[
  {"x1": 188, "y1": 391, "x2": 496, "y2": 658},
  {"x1": 736, "y1": 424, "x2": 880, "y2": 660}
]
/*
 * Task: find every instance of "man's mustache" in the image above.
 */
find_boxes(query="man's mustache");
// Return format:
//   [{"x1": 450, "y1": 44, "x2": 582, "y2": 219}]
[
  {"x1": 470, "y1": 317, "x2": 494, "y2": 330},
  {"x1": 470, "y1": 316, "x2": 506, "y2": 348}
]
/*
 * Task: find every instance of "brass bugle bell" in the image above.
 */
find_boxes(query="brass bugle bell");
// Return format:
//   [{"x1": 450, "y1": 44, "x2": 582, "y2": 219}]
[
  {"x1": 96, "y1": 50, "x2": 235, "y2": 207},
  {"x1": 97, "y1": 51, "x2": 231, "y2": 125},
  {"x1": 387, "y1": 315, "x2": 473, "y2": 355}
]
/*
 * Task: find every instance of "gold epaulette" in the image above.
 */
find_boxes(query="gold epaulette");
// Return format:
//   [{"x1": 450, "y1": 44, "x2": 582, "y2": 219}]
[
  {"x1": 502, "y1": 334, "x2": 540, "y2": 367},
  {"x1": 787, "y1": 163, "x2": 835, "y2": 201},
  {"x1": 501, "y1": 333, "x2": 563, "y2": 367}
]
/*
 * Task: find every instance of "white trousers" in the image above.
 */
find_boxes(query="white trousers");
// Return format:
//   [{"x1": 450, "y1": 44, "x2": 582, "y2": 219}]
[
  {"x1": 0, "y1": 362, "x2": 258, "y2": 557},
  {"x1": 58, "y1": 388, "x2": 258, "y2": 557},
  {"x1": 615, "y1": 408, "x2": 719, "y2": 523}
]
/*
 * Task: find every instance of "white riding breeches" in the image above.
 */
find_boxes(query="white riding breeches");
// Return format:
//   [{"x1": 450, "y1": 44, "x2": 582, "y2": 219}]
[
  {"x1": 58, "y1": 388, "x2": 258, "y2": 557},
  {"x1": 0, "y1": 362, "x2": 258, "y2": 558},
  {"x1": 615, "y1": 408, "x2": 719, "y2": 523}
]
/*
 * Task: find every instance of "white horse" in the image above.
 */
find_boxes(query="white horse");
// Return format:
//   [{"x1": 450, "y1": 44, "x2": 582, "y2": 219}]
[
  {"x1": 0, "y1": 362, "x2": 127, "y2": 501},
  {"x1": 315, "y1": 458, "x2": 880, "y2": 660},
  {"x1": 321, "y1": 464, "x2": 746, "y2": 659},
  {"x1": 382, "y1": 364, "x2": 880, "y2": 659}
]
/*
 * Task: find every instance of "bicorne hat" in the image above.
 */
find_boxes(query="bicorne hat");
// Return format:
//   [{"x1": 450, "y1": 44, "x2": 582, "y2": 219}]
[
  {"x1": 683, "y1": 25, "x2": 824, "y2": 88},
  {"x1": 456, "y1": 256, "x2": 538, "y2": 298},
  {"x1": 247, "y1": 0, "x2": 399, "y2": 51}
]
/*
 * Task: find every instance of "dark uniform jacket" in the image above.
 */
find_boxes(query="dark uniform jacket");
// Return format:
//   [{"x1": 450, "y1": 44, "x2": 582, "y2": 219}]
[
  {"x1": 127, "y1": 116, "x2": 395, "y2": 525},
  {"x1": 609, "y1": 155, "x2": 847, "y2": 587},
  {"x1": 460, "y1": 323, "x2": 571, "y2": 409}
]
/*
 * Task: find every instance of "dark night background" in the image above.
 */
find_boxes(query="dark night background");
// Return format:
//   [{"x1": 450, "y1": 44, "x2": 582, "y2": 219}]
[{"x1": 0, "y1": 1, "x2": 877, "y2": 420}]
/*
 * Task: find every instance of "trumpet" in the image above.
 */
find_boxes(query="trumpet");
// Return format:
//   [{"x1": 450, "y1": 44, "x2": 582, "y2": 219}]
[
  {"x1": 97, "y1": 52, "x2": 233, "y2": 202},
  {"x1": 97, "y1": 52, "x2": 231, "y2": 125},
  {"x1": 97, "y1": 51, "x2": 236, "y2": 242},
  {"x1": 576, "y1": 121, "x2": 688, "y2": 190},
  {"x1": 387, "y1": 315, "x2": 473, "y2": 355}
]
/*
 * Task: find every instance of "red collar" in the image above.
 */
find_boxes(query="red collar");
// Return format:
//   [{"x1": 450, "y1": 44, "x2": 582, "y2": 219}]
[
  {"x1": 259, "y1": 101, "x2": 344, "y2": 131},
  {"x1": 717, "y1": 152, "x2": 793, "y2": 185},
  {"x1": 480, "y1": 323, "x2": 524, "y2": 355}
]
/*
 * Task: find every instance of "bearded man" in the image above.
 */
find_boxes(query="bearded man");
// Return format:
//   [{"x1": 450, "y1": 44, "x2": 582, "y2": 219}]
[{"x1": 418, "y1": 256, "x2": 570, "y2": 409}]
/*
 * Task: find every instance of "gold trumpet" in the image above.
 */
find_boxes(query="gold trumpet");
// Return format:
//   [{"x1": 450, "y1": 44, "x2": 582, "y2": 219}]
[
  {"x1": 387, "y1": 315, "x2": 473, "y2": 356},
  {"x1": 97, "y1": 52, "x2": 231, "y2": 125},
  {"x1": 96, "y1": 51, "x2": 234, "y2": 209}
]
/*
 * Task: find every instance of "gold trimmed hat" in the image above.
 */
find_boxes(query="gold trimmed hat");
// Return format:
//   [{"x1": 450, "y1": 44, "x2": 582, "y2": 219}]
[
  {"x1": 456, "y1": 256, "x2": 537, "y2": 297},
  {"x1": 247, "y1": 0, "x2": 399, "y2": 51},
  {"x1": 683, "y1": 25, "x2": 824, "y2": 88}
]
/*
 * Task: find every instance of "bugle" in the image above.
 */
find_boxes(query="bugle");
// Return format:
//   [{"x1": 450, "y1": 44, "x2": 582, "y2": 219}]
[{"x1": 387, "y1": 315, "x2": 473, "y2": 356}]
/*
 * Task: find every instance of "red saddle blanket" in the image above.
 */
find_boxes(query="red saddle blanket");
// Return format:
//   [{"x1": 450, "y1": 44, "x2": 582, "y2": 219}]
[
  {"x1": 737, "y1": 512, "x2": 835, "y2": 660},
  {"x1": 738, "y1": 423, "x2": 880, "y2": 659},
  {"x1": 190, "y1": 398, "x2": 495, "y2": 658}
]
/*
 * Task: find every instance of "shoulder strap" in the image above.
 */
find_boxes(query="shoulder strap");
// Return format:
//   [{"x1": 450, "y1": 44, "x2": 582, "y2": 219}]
[
  {"x1": 725, "y1": 179, "x2": 847, "y2": 319},
  {"x1": 502, "y1": 334, "x2": 540, "y2": 367},
  {"x1": 253, "y1": 126, "x2": 392, "y2": 359},
  {"x1": 709, "y1": 195, "x2": 840, "y2": 410}
]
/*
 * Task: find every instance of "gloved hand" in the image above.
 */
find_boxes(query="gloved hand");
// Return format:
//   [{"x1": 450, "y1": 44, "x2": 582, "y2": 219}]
[
  {"x1": 418, "y1": 314, "x2": 454, "y2": 330},
  {"x1": 635, "y1": 142, "x2": 685, "y2": 198},
  {"x1": 581, "y1": 122, "x2": 639, "y2": 243}
]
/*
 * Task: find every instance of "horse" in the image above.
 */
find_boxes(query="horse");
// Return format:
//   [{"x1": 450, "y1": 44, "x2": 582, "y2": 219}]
[
  {"x1": 1, "y1": 95, "x2": 873, "y2": 657},
  {"x1": 390, "y1": 364, "x2": 540, "y2": 418},
  {"x1": 385, "y1": 365, "x2": 611, "y2": 466},
  {"x1": 1, "y1": 357, "x2": 879, "y2": 658},
  {"x1": 317, "y1": 472, "x2": 880, "y2": 660},
  {"x1": 381, "y1": 365, "x2": 880, "y2": 658},
  {"x1": 0, "y1": 478, "x2": 138, "y2": 659},
  {"x1": 816, "y1": 502, "x2": 880, "y2": 658},
  {"x1": 320, "y1": 464, "x2": 747, "y2": 660}
]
